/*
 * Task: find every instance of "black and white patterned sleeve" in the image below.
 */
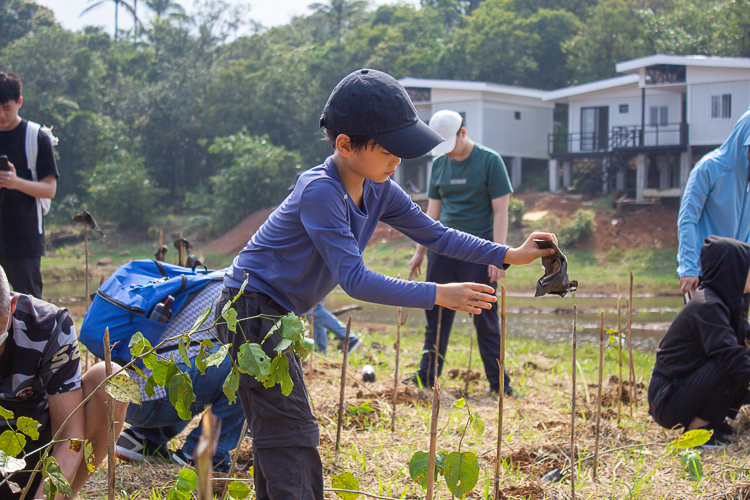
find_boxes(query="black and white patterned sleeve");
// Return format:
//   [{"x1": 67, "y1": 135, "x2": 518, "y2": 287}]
[{"x1": 40, "y1": 311, "x2": 81, "y2": 396}]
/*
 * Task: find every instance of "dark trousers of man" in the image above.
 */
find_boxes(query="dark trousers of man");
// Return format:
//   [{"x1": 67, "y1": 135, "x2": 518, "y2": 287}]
[
  {"x1": 216, "y1": 288, "x2": 323, "y2": 500},
  {"x1": 648, "y1": 359, "x2": 749, "y2": 430},
  {"x1": 416, "y1": 251, "x2": 511, "y2": 394},
  {"x1": 0, "y1": 256, "x2": 43, "y2": 299}
]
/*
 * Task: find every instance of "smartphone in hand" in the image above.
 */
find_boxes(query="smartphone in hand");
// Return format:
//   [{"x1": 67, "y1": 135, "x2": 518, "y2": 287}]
[{"x1": 0, "y1": 155, "x2": 9, "y2": 172}]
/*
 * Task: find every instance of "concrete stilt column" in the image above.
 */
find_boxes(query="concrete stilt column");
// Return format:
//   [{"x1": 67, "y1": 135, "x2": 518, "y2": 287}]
[
  {"x1": 511, "y1": 156, "x2": 522, "y2": 189},
  {"x1": 562, "y1": 161, "x2": 572, "y2": 189},
  {"x1": 636, "y1": 153, "x2": 647, "y2": 202},
  {"x1": 680, "y1": 148, "x2": 692, "y2": 193},
  {"x1": 602, "y1": 157, "x2": 610, "y2": 195},
  {"x1": 657, "y1": 156, "x2": 670, "y2": 190},
  {"x1": 549, "y1": 159, "x2": 559, "y2": 193}
]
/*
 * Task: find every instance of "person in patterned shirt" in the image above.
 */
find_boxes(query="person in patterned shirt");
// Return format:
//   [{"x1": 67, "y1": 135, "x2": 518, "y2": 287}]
[{"x1": 0, "y1": 265, "x2": 128, "y2": 499}]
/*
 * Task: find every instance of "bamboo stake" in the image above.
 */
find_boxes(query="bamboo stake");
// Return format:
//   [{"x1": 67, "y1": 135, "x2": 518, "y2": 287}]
[
  {"x1": 159, "y1": 228, "x2": 163, "y2": 249},
  {"x1": 178, "y1": 231, "x2": 185, "y2": 266},
  {"x1": 426, "y1": 307, "x2": 443, "y2": 500},
  {"x1": 493, "y1": 286, "x2": 506, "y2": 500},
  {"x1": 617, "y1": 285, "x2": 623, "y2": 424},
  {"x1": 570, "y1": 305, "x2": 577, "y2": 500},
  {"x1": 464, "y1": 313, "x2": 474, "y2": 396},
  {"x1": 195, "y1": 410, "x2": 220, "y2": 500},
  {"x1": 391, "y1": 306, "x2": 402, "y2": 440},
  {"x1": 335, "y1": 317, "x2": 352, "y2": 456},
  {"x1": 628, "y1": 271, "x2": 637, "y2": 409},
  {"x1": 103, "y1": 328, "x2": 116, "y2": 500},
  {"x1": 593, "y1": 312, "x2": 604, "y2": 479},
  {"x1": 84, "y1": 208, "x2": 90, "y2": 373},
  {"x1": 308, "y1": 309, "x2": 314, "y2": 377},
  {"x1": 221, "y1": 419, "x2": 248, "y2": 500}
]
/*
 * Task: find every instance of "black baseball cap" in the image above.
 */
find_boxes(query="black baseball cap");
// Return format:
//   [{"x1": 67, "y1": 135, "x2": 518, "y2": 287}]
[{"x1": 320, "y1": 69, "x2": 444, "y2": 159}]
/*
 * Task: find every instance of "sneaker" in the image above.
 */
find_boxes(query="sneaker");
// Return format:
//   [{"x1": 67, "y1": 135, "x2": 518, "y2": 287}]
[
  {"x1": 696, "y1": 426, "x2": 730, "y2": 450},
  {"x1": 171, "y1": 449, "x2": 195, "y2": 467},
  {"x1": 347, "y1": 337, "x2": 362, "y2": 355},
  {"x1": 402, "y1": 373, "x2": 431, "y2": 389},
  {"x1": 116, "y1": 428, "x2": 171, "y2": 462}
]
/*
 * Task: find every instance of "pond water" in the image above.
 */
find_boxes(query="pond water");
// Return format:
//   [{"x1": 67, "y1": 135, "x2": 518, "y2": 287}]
[{"x1": 44, "y1": 279, "x2": 682, "y2": 353}]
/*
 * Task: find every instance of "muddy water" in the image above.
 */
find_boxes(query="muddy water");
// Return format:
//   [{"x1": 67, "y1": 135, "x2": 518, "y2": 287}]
[{"x1": 44, "y1": 280, "x2": 682, "y2": 353}]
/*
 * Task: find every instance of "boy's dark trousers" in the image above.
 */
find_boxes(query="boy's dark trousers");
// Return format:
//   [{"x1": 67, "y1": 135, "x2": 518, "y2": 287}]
[
  {"x1": 216, "y1": 288, "x2": 323, "y2": 500},
  {"x1": 648, "y1": 359, "x2": 749, "y2": 429},
  {"x1": 0, "y1": 256, "x2": 42, "y2": 299},
  {"x1": 417, "y1": 250, "x2": 511, "y2": 394}
]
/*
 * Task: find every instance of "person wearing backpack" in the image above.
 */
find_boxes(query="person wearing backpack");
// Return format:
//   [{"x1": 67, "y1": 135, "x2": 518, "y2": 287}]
[{"x1": 0, "y1": 71, "x2": 58, "y2": 299}]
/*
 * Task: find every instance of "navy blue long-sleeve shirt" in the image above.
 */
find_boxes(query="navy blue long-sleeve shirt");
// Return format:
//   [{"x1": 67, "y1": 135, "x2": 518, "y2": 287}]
[{"x1": 225, "y1": 157, "x2": 510, "y2": 315}]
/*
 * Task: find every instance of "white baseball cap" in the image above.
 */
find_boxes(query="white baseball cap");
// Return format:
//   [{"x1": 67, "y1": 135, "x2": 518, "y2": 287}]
[{"x1": 428, "y1": 110, "x2": 463, "y2": 156}]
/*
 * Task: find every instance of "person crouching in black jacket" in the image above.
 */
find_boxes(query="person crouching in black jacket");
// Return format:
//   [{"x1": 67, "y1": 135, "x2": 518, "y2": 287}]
[{"x1": 649, "y1": 235, "x2": 750, "y2": 448}]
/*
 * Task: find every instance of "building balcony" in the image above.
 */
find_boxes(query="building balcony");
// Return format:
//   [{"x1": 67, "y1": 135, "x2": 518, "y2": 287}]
[{"x1": 548, "y1": 123, "x2": 688, "y2": 157}]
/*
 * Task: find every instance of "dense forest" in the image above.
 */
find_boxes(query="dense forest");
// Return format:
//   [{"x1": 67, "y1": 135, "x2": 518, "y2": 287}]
[{"x1": 1, "y1": 0, "x2": 748, "y2": 233}]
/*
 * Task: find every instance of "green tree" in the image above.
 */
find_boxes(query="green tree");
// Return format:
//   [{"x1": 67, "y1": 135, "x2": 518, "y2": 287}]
[
  {"x1": 308, "y1": 0, "x2": 368, "y2": 40},
  {"x1": 80, "y1": 0, "x2": 137, "y2": 42},
  {"x1": 0, "y1": 0, "x2": 57, "y2": 51}
]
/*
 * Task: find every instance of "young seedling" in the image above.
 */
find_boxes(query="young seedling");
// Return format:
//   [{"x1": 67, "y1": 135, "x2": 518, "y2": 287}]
[
  {"x1": 464, "y1": 314, "x2": 474, "y2": 396},
  {"x1": 426, "y1": 307, "x2": 443, "y2": 500},
  {"x1": 570, "y1": 305, "x2": 577, "y2": 500},
  {"x1": 492, "y1": 286, "x2": 506, "y2": 500},
  {"x1": 336, "y1": 317, "x2": 353, "y2": 457},
  {"x1": 628, "y1": 271, "x2": 637, "y2": 409},
  {"x1": 593, "y1": 311, "x2": 604, "y2": 479}
]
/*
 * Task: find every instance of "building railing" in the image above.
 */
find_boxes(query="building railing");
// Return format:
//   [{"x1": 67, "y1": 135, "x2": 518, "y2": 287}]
[{"x1": 548, "y1": 123, "x2": 688, "y2": 155}]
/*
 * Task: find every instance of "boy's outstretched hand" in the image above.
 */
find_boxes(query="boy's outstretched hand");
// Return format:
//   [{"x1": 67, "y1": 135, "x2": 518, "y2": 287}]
[
  {"x1": 435, "y1": 282, "x2": 497, "y2": 314},
  {"x1": 503, "y1": 232, "x2": 558, "y2": 265}
]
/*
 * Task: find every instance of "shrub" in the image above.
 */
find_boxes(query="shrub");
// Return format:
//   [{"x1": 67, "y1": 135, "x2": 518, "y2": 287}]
[
  {"x1": 558, "y1": 209, "x2": 595, "y2": 247},
  {"x1": 509, "y1": 197, "x2": 527, "y2": 226}
]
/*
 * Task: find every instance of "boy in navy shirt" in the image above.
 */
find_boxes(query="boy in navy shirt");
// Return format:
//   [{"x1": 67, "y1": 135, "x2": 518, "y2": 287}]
[{"x1": 216, "y1": 68, "x2": 557, "y2": 499}]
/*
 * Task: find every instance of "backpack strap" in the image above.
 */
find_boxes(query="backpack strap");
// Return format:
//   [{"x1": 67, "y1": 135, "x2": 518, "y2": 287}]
[{"x1": 24, "y1": 121, "x2": 51, "y2": 234}]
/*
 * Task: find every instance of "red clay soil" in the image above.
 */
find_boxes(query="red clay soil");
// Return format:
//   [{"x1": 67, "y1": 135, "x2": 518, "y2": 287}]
[{"x1": 201, "y1": 206, "x2": 276, "y2": 256}]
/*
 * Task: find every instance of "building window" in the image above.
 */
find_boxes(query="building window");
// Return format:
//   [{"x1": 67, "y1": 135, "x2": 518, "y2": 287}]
[
  {"x1": 514, "y1": 111, "x2": 521, "y2": 120},
  {"x1": 619, "y1": 104, "x2": 629, "y2": 114},
  {"x1": 649, "y1": 106, "x2": 669, "y2": 126},
  {"x1": 405, "y1": 87, "x2": 431, "y2": 103},
  {"x1": 710, "y1": 94, "x2": 732, "y2": 119}
]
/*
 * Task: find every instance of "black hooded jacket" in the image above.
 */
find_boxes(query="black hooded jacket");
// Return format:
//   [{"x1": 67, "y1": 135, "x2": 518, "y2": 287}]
[{"x1": 655, "y1": 236, "x2": 750, "y2": 384}]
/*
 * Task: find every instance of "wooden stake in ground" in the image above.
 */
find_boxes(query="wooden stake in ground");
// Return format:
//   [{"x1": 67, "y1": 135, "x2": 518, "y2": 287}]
[
  {"x1": 73, "y1": 208, "x2": 103, "y2": 372},
  {"x1": 617, "y1": 285, "x2": 623, "y2": 424},
  {"x1": 570, "y1": 305, "x2": 577, "y2": 500},
  {"x1": 464, "y1": 313, "x2": 474, "y2": 396},
  {"x1": 178, "y1": 231, "x2": 186, "y2": 266},
  {"x1": 493, "y1": 286, "x2": 506, "y2": 500},
  {"x1": 308, "y1": 309, "x2": 314, "y2": 377},
  {"x1": 103, "y1": 328, "x2": 116, "y2": 500},
  {"x1": 221, "y1": 419, "x2": 248, "y2": 500},
  {"x1": 335, "y1": 317, "x2": 352, "y2": 456},
  {"x1": 426, "y1": 307, "x2": 443, "y2": 500},
  {"x1": 195, "y1": 410, "x2": 221, "y2": 500},
  {"x1": 628, "y1": 271, "x2": 637, "y2": 409},
  {"x1": 593, "y1": 311, "x2": 604, "y2": 479},
  {"x1": 391, "y1": 305, "x2": 402, "y2": 439}
]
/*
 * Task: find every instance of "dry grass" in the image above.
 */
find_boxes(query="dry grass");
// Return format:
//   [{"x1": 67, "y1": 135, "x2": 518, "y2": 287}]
[{"x1": 78, "y1": 321, "x2": 750, "y2": 499}]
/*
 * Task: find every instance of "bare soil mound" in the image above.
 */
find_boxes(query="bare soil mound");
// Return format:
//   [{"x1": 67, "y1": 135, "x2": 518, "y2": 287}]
[{"x1": 202, "y1": 206, "x2": 276, "y2": 256}]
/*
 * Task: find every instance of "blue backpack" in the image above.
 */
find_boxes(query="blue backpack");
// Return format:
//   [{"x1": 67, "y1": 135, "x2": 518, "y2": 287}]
[{"x1": 79, "y1": 259, "x2": 225, "y2": 364}]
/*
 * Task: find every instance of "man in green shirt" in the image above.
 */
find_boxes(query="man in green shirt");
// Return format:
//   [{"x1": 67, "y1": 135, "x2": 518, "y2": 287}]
[{"x1": 409, "y1": 109, "x2": 514, "y2": 395}]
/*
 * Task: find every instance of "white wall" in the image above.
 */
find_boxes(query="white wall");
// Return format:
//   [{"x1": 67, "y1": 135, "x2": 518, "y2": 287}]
[
  {"x1": 482, "y1": 102, "x2": 551, "y2": 159},
  {"x1": 689, "y1": 80, "x2": 750, "y2": 145}
]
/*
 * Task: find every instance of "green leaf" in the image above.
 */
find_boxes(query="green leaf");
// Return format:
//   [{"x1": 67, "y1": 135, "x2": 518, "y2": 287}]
[
  {"x1": 106, "y1": 373, "x2": 142, "y2": 405},
  {"x1": 204, "y1": 344, "x2": 230, "y2": 369},
  {"x1": 670, "y1": 429, "x2": 712, "y2": 450},
  {"x1": 436, "y1": 451, "x2": 448, "y2": 475},
  {"x1": 470, "y1": 412, "x2": 485, "y2": 437},
  {"x1": 131, "y1": 364, "x2": 147, "y2": 379},
  {"x1": 152, "y1": 360, "x2": 181, "y2": 387},
  {"x1": 195, "y1": 339, "x2": 213, "y2": 375},
  {"x1": 178, "y1": 338, "x2": 191, "y2": 368},
  {"x1": 142, "y1": 350, "x2": 158, "y2": 370},
  {"x1": 16, "y1": 416, "x2": 40, "y2": 440},
  {"x1": 129, "y1": 332, "x2": 153, "y2": 358},
  {"x1": 237, "y1": 343, "x2": 271, "y2": 380},
  {"x1": 444, "y1": 452, "x2": 479, "y2": 498},
  {"x1": 84, "y1": 441, "x2": 95, "y2": 473},
  {"x1": 223, "y1": 306, "x2": 238, "y2": 333},
  {"x1": 227, "y1": 480, "x2": 252, "y2": 499},
  {"x1": 274, "y1": 338, "x2": 293, "y2": 355},
  {"x1": 43, "y1": 456, "x2": 73, "y2": 497},
  {"x1": 0, "y1": 430, "x2": 25, "y2": 457},
  {"x1": 169, "y1": 373, "x2": 196, "y2": 420},
  {"x1": 232, "y1": 279, "x2": 249, "y2": 302},
  {"x1": 409, "y1": 451, "x2": 430, "y2": 489},
  {"x1": 186, "y1": 304, "x2": 213, "y2": 336},
  {"x1": 166, "y1": 490, "x2": 191, "y2": 500},
  {"x1": 0, "y1": 449, "x2": 25, "y2": 475},
  {"x1": 680, "y1": 450, "x2": 705, "y2": 481},
  {"x1": 0, "y1": 406, "x2": 14, "y2": 421},
  {"x1": 454, "y1": 398, "x2": 466, "y2": 408},
  {"x1": 331, "y1": 472, "x2": 360, "y2": 499},
  {"x1": 145, "y1": 375, "x2": 157, "y2": 398},
  {"x1": 176, "y1": 468, "x2": 198, "y2": 491},
  {"x1": 298, "y1": 337, "x2": 315, "y2": 360},
  {"x1": 263, "y1": 355, "x2": 293, "y2": 396},
  {"x1": 223, "y1": 365, "x2": 240, "y2": 404},
  {"x1": 280, "y1": 313, "x2": 304, "y2": 341}
]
